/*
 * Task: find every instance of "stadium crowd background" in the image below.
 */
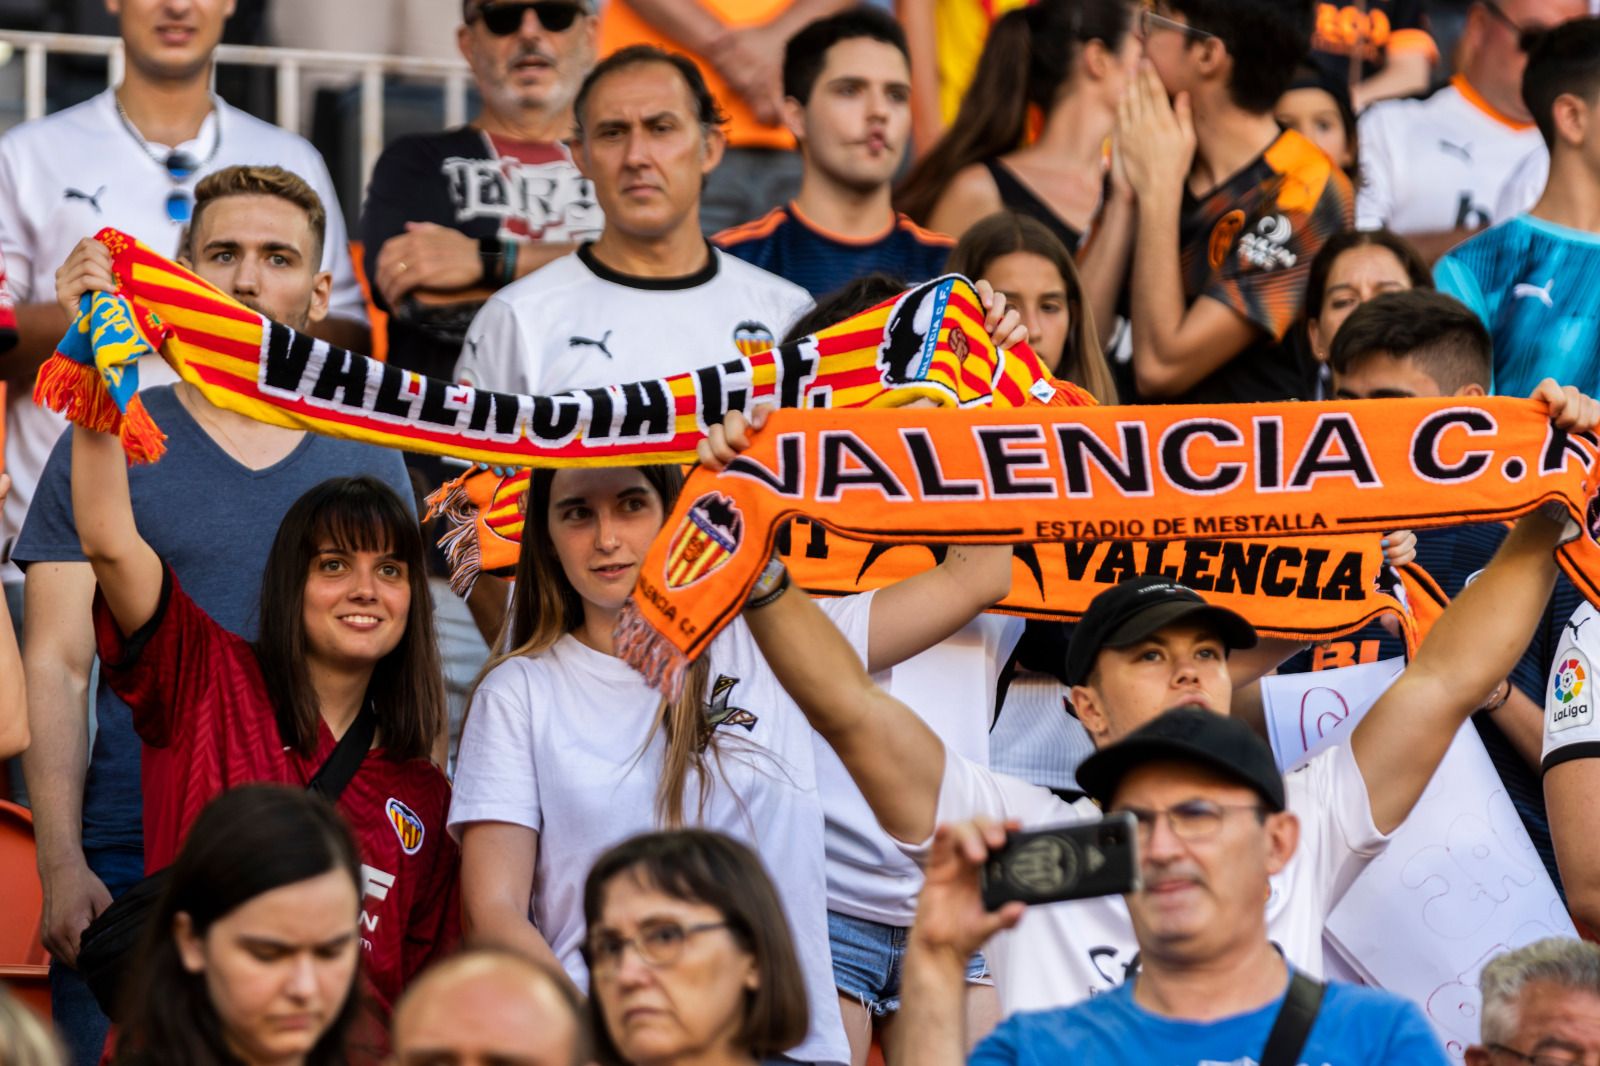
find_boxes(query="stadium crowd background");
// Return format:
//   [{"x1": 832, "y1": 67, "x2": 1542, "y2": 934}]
[{"x1": 4, "y1": 0, "x2": 1600, "y2": 1064}]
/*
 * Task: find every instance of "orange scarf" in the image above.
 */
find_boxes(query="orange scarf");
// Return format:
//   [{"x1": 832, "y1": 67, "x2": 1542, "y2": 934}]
[{"x1": 616, "y1": 402, "x2": 1600, "y2": 694}]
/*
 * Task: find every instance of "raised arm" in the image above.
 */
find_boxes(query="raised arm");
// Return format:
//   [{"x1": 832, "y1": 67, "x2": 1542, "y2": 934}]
[
  {"x1": 70, "y1": 426, "x2": 163, "y2": 637},
  {"x1": 1351, "y1": 381, "x2": 1599, "y2": 833},
  {"x1": 0, "y1": 476, "x2": 23, "y2": 759}
]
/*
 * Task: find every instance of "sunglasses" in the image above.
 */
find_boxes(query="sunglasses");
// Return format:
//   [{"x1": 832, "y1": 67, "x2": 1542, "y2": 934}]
[
  {"x1": 473, "y1": 1, "x2": 584, "y2": 35},
  {"x1": 163, "y1": 149, "x2": 201, "y2": 223}
]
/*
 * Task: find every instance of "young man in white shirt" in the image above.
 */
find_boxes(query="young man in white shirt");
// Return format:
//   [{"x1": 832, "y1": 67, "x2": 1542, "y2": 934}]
[
  {"x1": 0, "y1": 0, "x2": 368, "y2": 598},
  {"x1": 1357, "y1": 0, "x2": 1586, "y2": 261},
  {"x1": 706, "y1": 388, "x2": 1597, "y2": 1017},
  {"x1": 456, "y1": 45, "x2": 813, "y2": 397}
]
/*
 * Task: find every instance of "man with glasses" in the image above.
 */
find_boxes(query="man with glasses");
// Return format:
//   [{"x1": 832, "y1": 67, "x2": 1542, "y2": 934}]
[
  {"x1": 1466, "y1": 939, "x2": 1600, "y2": 1066},
  {"x1": 892, "y1": 711, "x2": 1448, "y2": 1064},
  {"x1": 361, "y1": 0, "x2": 602, "y2": 382},
  {"x1": 1114, "y1": 0, "x2": 1354, "y2": 405},
  {"x1": 1357, "y1": 0, "x2": 1586, "y2": 261},
  {"x1": 0, "y1": 0, "x2": 368, "y2": 673}
]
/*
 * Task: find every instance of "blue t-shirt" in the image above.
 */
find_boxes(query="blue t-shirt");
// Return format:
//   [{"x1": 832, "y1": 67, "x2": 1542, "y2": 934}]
[
  {"x1": 1435, "y1": 214, "x2": 1600, "y2": 397},
  {"x1": 714, "y1": 202, "x2": 953, "y2": 299},
  {"x1": 12, "y1": 385, "x2": 415, "y2": 857},
  {"x1": 971, "y1": 975, "x2": 1448, "y2": 1065}
]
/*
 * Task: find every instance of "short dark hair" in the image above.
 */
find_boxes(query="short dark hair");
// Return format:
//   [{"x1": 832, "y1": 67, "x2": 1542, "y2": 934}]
[
  {"x1": 1522, "y1": 16, "x2": 1600, "y2": 149},
  {"x1": 1168, "y1": 0, "x2": 1315, "y2": 113},
  {"x1": 583, "y1": 830, "x2": 808, "y2": 1065},
  {"x1": 573, "y1": 44, "x2": 728, "y2": 140},
  {"x1": 114, "y1": 786, "x2": 363, "y2": 1065},
  {"x1": 782, "y1": 272, "x2": 907, "y2": 342},
  {"x1": 1328, "y1": 289, "x2": 1492, "y2": 393},
  {"x1": 1304, "y1": 228, "x2": 1433, "y2": 323},
  {"x1": 783, "y1": 7, "x2": 910, "y2": 105}
]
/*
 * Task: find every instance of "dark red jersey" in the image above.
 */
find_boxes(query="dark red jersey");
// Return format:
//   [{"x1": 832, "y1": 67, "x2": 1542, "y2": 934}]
[{"x1": 94, "y1": 568, "x2": 460, "y2": 1020}]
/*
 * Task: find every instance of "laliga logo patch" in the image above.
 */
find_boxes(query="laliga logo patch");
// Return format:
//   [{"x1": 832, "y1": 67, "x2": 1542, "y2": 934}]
[
  {"x1": 878, "y1": 277, "x2": 954, "y2": 388},
  {"x1": 732, "y1": 321, "x2": 776, "y2": 358},
  {"x1": 1551, "y1": 651, "x2": 1592, "y2": 733},
  {"x1": 664, "y1": 492, "x2": 744, "y2": 590},
  {"x1": 385, "y1": 797, "x2": 425, "y2": 855}
]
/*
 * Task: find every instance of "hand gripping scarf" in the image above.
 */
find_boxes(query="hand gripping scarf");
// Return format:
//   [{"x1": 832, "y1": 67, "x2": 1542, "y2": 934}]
[
  {"x1": 33, "y1": 228, "x2": 1068, "y2": 467},
  {"x1": 615, "y1": 402, "x2": 1600, "y2": 695}
]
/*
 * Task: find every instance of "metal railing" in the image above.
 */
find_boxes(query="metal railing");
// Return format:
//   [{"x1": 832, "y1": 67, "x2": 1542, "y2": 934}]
[{"x1": 0, "y1": 29, "x2": 472, "y2": 190}]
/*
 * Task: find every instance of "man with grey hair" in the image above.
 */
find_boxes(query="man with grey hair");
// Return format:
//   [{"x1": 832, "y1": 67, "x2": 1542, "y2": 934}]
[{"x1": 1467, "y1": 938, "x2": 1600, "y2": 1065}]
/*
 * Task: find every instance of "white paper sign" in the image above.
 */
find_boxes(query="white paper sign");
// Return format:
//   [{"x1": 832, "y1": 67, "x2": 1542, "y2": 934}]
[{"x1": 1260, "y1": 662, "x2": 1575, "y2": 1062}]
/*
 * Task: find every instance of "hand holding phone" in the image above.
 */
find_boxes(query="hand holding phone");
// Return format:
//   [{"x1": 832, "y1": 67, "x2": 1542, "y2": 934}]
[{"x1": 980, "y1": 812, "x2": 1141, "y2": 911}]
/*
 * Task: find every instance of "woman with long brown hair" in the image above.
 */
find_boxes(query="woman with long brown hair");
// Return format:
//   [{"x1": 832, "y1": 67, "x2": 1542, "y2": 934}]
[{"x1": 449, "y1": 456, "x2": 1014, "y2": 1065}]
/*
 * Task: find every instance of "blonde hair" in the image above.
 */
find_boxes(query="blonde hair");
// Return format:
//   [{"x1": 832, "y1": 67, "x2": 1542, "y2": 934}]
[
  {"x1": 0, "y1": 987, "x2": 67, "y2": 1066},
  {"x1": 188, "y1": 164, "x2": 327, "y2": 262}
]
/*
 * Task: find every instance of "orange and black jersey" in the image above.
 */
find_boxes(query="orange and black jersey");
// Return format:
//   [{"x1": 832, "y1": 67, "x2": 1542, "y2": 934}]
[{"x1": 1167, "y1": 128, "x2": 1354, "y2": 406}]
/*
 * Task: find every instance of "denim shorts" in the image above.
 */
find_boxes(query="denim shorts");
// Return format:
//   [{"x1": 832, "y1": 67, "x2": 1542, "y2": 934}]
[{"x1": 828, "y1": 909, "x2": 991, "y2": 1016}]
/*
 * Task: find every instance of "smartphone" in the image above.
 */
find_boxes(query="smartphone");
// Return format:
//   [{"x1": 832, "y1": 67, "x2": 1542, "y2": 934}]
[{"x1": 980, "y1": 812, "x2": 1141, "y2": 910}]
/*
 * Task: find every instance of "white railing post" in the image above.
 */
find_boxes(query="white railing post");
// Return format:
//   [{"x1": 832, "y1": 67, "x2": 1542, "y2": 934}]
[
  {"x1": 108, "y1": 40, "x2": 122, "y2": 87},
  {"x1": 22, "y1": 42, "x2": 44, "y2": 122},
  {"x1": 360, "y1": 62, "x2": 383, "y2": 196},
  {"x1": 275, "y1": 57, "x2": 301, "y2": 136},
  {"x1": 444, "y1": 71, "x2": 468, "y2": 130}
]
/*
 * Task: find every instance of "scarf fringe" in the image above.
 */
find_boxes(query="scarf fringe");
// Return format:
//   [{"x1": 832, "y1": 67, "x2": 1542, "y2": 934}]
[
  {"x1": 614, "y1": 597, "x2": 689, "y2": 699},
  {"x1": 424, "y1": 475, "x2": 485, "y2": 597},
  {"x1": 119, "y1": 393, "x2": 168, "y2": 464},
  {"x1": 33, "y1": 354, "x2": 121, "y2": 432}
]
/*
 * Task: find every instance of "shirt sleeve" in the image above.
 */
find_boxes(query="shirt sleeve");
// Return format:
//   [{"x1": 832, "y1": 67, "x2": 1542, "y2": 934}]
[
  {"x1": 359, "y1": 137, "x2": 455, "y2": 316},
  {"x1": 92, "y1": 565, "x2": 231, "y2": 751},
  {"x1": 0, "y1": 135, "x2": 37, "y2": 304},
  {"x1": 1434, "y1": 253, "x2": 1489, "y2": 323},
  {"x1": 1377, "y1": 998, "x2": 1453, "y2": 1063},
  {"x1": 448, "y1": 662, "x2": 544, "y2": 838},
  {"x1": 456, "y1": 293, "x2": 533, "y2": 392},
  {"x1": 11, "y1": 429, "x2": 84, "y2": 566},
  {"x1": 1202, "y1": 160, "x2": 1352, "y2": 343},
  {"x1": 1355, "y1": 107, "x2": 1398, "y2": 230},
  {"x1": 1294, "y1": 743, "x2": 1390, "y2": 909},
  {"x1": 1542, "y1": 604, "x2": 1600, "y2": 773},
  {"x1": 895, "y1": 748, "x2": 1080, "y2": 864}
]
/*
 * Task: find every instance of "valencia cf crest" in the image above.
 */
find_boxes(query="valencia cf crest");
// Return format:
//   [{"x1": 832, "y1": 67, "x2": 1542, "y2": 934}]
[
  {"x1": 878, "y1": 276, "x2": 954, "y2": 386},
  {"x1": 385, "y1": 797, "x2": 425, "y2": 855},
  {"x1": 732, "y1": 321, "x2": 776, "y2": 358},
  {"x1": 664, "y1": 492, "x2": 744, "y2": 590}
]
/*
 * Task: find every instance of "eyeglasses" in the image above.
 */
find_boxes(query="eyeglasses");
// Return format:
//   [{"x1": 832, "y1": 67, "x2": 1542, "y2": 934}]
[
  {"x1": 585, "y1": 921, "x2": 730, "y2": 974},
  {"x1": 1136, "y1": 7, "x2": 1217, "y2": 42},
  {"x1": 472, "y1": 1, "x2": 585, "y2": 35},
  {"x1": 1116, "y1": 800, "x2": 1265, "y2": 844},
  {"x1": 1487, "y1": 1043, "x2": 1600, "y2": 1066}
]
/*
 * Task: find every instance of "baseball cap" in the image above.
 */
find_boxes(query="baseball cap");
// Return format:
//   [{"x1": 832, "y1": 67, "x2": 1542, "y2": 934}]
[
  {"x1": 1063, "y1": 577, "x2": 1258, "y2": 687},
  {"x1": 1076, "y1": 707, "x2": 1287, "y2": 812}
]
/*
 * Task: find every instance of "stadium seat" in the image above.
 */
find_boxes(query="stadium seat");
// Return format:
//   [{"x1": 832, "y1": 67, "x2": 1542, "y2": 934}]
[{"x1": 0, "y1": 799, "x2": 50, "y2": 1016}]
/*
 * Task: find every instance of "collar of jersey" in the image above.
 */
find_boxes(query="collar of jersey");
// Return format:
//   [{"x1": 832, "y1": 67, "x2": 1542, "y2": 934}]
[
  {"x1": 578, "y1": 240, "x2": 720, "y2": 290},
  {"x1": 1450, "y1": 74, "x2": 1535, "y2": 132}
]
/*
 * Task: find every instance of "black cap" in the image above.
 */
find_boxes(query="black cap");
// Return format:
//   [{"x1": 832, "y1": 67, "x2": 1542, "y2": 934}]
[
  {"x1": 1064, "y1": 577, "x2": 1258, "y2": 687},
  {"x1": 1077, "y1": 707, "x2": 1287, "y2": 812}
]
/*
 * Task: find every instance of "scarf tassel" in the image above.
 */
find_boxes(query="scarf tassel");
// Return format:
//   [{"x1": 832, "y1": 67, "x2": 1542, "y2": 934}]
[
  {"x1": 119, "y1": 393, "x2": 168, "y2": 464},
  {"x1": 614, "y1": 598, "x2": 689, "y2": 700},
  {"x1": 33, "y1": 353, "x2": 121, "y2": 432},
  {"x1": 424, "y1": 477, "x2": 486, "y2": 597}
]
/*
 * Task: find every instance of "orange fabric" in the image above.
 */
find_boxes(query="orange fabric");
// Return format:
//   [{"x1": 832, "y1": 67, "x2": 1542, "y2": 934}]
[
  {"x1": 617, "y1": 399, "x2": 1600, "y2": 694},
  {"x1": 1387, "y1": 27, "x2": 1438, "y2": 58},
  {"x1": 1451, "y1": 73, "x2": 1535, "y2": 132},
  {"x1": 348, "y1": 240, "x2": 387, "y2": 364},
  {"x1": 599, "y1": 1, "x2": 795, "y2": 150}
]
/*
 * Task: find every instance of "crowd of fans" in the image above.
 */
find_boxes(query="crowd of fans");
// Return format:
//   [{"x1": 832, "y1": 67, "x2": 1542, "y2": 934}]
[{"x1": 2, "y1": 0, "x2": 1600, "y2": 1063}]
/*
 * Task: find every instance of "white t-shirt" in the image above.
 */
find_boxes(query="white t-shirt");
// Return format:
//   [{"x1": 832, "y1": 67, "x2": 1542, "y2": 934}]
[
  {"x1": 455, "y1": 242, "x2": 813, "y2": 394},
  {"x1": 1543, "y1": 601, "x2": 1600, "y2": 771},
  {"x1": 1496, "y1": 147, "x2": 1550, "y2": 222},
  {"x1": 822, "y1": 614, "x2": 1024, "y2": 926},
  {"x1": 0, "y1": 89, "x2": 366, "y2": 584},
  {"x1": 1356, "y1": 79, "x2": 1544, "y2": 236},
  {"x1": 989, "y1": 672, "x2": 1097, "y2": 793},
  {"x1": 913, "y1": 742, "x2": 1386, "y2": 1018},
  {"x1": 447, "y1": 596, "x2": 872, "y2": 1066}
]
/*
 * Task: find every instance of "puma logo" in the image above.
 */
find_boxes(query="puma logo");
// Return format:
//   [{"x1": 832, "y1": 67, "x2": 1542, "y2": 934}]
[
  {"x1": 568, "y1": 330, "x2": 615, "y2": 359},
  {"x1": 64, "y1": 185, "x2": 106, "y2": 213},
  {"x1": 1569, "y1": 616, "x2": 1591, "y2": 639},
  {"x1": 1437, "y1": 139, "x2": 1473, "y2": 163},
  {"x1": 1513, "y1": 278, "x2": 1555, "y2": 308}
]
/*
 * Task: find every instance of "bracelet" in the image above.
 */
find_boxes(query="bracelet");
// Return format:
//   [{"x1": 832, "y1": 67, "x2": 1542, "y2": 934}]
[
  {"x1": 745, "y1": 558, "x2": 791, "y2": 610},
  {"x1": 499, "y1": 236, "x2": 520, "y2": 287},
  {"x1": 1481, "y1": 679, "x2": 1513, "y2": 714},
  {"x1": 477, "y1": 235, "x2": 503, "y2": 286}
]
